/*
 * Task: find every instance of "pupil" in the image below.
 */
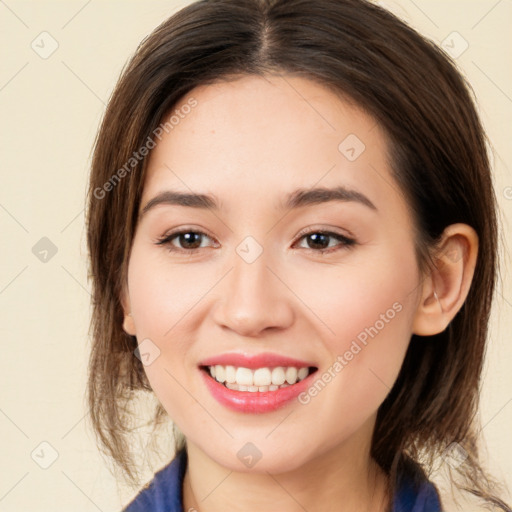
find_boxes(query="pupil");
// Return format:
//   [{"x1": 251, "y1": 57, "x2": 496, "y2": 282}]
[
  {"x1": 181, "y1": 232, "x2": 201, "y2": 248},
  {"x1": 308, "y1": 233, "x2": 329, "y2": 249}
]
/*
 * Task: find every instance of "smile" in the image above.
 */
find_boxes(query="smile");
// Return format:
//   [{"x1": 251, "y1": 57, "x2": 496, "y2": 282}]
[
  {"x1": 199, "y1": 353, "x2": 318, "y2": 413},
  {"x1": 205, "y1": 364, "x2": 313, "y2": 392}
]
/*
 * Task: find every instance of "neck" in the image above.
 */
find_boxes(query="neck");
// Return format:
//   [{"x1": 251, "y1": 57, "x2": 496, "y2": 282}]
[{"x1": 182, "y1": 432, "x2": 389, "y2": 512}]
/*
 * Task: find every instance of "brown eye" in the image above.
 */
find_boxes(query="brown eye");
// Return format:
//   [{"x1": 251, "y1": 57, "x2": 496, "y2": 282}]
[
  {"x1": 294, "y1": 230, "x2": 356, "y2": 254},
  {"x1": 156, "y1": 230, "x2": 215, "y2": 253},
  {"x1": 174, "y1": 232, "x2": 204, "y2": 249}
]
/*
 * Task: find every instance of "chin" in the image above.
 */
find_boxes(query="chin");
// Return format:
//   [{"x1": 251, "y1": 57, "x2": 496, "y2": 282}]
[{"x1": 190, "y1": 435, "x2": 318, "y2": 475}]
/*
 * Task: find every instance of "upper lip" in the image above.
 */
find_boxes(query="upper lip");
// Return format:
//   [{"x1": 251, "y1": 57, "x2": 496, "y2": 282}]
[{"x1": 199, "y1": 352, "x2": 317, "y2": 369}]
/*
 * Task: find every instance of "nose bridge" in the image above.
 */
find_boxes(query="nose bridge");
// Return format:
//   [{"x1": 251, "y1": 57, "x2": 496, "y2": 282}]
[{"x1": 213, "y1": 236, "x2": 294, "y2": 336}]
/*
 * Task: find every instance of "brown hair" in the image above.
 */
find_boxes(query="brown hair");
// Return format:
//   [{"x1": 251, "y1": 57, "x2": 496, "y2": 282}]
[{"x1": 86, "y1": 0, "x2": 510, "y2": 509}]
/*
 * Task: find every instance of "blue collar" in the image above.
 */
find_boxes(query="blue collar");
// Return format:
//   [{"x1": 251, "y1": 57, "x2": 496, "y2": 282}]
[{"x1": 392, "y1": 457, "x2": 442, "y2": 511}]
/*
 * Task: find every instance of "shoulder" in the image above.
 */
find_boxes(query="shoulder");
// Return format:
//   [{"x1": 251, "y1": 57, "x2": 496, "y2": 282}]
[
  {"x1": 122, "y1": 449, "x2": 187, "y2": 512},
  {"x1": 392, "y1": 457, "x2": 443, "y2": 512}
]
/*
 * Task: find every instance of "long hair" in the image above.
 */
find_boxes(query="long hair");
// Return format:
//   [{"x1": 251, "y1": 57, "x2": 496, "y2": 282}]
[{"x1": 85, "y1": 0, "x2": 509, "y2": 508}]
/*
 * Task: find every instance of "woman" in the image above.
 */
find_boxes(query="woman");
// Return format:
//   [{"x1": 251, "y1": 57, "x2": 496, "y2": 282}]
[{"x1": 86, "y1": 0, "x2": 511, "y2": 510}]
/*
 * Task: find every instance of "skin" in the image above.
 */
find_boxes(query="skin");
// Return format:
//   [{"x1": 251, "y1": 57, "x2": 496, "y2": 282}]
[{"x1": 121, "y1": 74, "x2": 478, "y2": 511}]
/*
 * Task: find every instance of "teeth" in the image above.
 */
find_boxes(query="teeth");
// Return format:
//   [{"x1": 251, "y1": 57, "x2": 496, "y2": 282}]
[
  {"x1": 214, "y1": 365, "x2": 225, "y2": 383},
  {"x1": 225, "y1": 365, "x2": 236, "y2": 383},
  {"x1": 297, "y1": 367, "x2": 308, "y2": 380},
  {"x1": 253, "y1": 368, "x2": 272, "y2": 386},
  {"x1": 285, "y1": 367, "x2": 298, "y2": 384},
  {"x1": 208, "y1": 364, "x2": 312, "y2": 389},
  {"x1": 235, "y1": 367, "x2": 253, "y2": 386},
  {"x1": 224, "y1": 381, "x2": 290, "y2": 392},
  {"x1": 271, "y1": 367, "x2": 286, "y2": 385}
]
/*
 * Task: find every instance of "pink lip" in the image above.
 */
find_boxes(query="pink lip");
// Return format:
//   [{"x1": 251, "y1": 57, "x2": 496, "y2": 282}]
[
  {"x1": 198, "y1": 352, "x2": 318, "y2": 413},
  {"x1": 200, "y1": 370, "x2": 316, "y2": 413},
  {"x1": 199, "y1": 352, "x2": 315, "y2": 369}
]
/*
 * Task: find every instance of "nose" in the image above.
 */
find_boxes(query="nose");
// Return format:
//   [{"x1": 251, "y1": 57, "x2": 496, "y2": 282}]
[{"x1": 211, "y1": 247, "x2": 295, "y2": 337}]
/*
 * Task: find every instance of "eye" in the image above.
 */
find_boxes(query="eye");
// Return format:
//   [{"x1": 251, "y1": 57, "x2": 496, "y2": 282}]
[
  {"x1": 155, "y1": 229, "x2": 217, "y2": 254},
  {"x1": 293, "y1": 229, "x2": 356, "y2": 254}
]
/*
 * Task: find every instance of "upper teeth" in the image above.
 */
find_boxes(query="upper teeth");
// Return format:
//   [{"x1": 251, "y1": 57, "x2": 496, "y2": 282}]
[{"x1": 209, "y1": 365, "x2": 310, "y2": 387}]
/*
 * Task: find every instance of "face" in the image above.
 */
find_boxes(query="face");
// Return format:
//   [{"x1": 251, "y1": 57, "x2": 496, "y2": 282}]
[{"x1": 122, "y1": 74, "x2": 424, "y2": 474}]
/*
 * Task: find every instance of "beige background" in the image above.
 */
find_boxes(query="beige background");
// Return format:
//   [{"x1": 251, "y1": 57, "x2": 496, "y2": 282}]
[{"x1": 0, "y1": 1, "x2": 510, "y2": 511}]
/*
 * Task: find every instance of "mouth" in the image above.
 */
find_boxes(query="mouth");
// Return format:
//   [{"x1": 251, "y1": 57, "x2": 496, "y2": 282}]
[
  {"x1": 198, "y1": 354, "x2": 318, "y2": 413},
  {"x1": 200, "y1": 364, "x2": 317, "y2": 392}
]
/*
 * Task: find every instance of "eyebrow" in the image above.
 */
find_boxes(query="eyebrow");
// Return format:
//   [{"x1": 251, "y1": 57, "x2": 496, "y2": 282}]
[{"x1": 140, "y1": 185, "x2": 377, "y2": 218}]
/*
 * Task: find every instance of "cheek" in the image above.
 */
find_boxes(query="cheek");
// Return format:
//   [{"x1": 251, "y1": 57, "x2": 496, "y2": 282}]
[
  {"x1": 125, "y1": 244, "x2": 204, "y2": 398},
  {"x1": 290, "y1": 249, "x2": 419, "y2": 350},
  {"x1": 127, "y1": 242, "x2": 208, "y2": 340},
  {"x1": 126, "y1": 243, "x2": 205, "y2": 422},
  {"x1": 288, "y1": 246, "x2": 420, "y2": 409}
]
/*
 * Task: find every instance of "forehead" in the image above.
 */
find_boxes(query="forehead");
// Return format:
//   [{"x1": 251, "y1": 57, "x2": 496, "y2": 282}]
[{"x1": 142, "y1": 74, "x2": 409, "y2": 221}]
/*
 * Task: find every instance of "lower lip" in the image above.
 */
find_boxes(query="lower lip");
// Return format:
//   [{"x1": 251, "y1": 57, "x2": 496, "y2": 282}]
[{"x1": 201, "y1": 369, "x2": 315, "y2": 413}]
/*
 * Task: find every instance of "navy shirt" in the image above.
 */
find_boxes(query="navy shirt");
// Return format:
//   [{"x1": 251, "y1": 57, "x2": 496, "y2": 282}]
[{"x1": 123, "y1": 450, "x2": 442, "y2": 512}]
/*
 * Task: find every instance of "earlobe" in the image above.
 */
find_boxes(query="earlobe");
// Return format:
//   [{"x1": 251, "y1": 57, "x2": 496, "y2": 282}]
[
  {"x1": 123, "y1": 313, "x2": 137, "y2": 337},
  {"x1": 120, "y1": 287, "x2": 137, "y2": 336},
  {"x1": 412, "y1": 223, "x2": 478, "y2": 336}
]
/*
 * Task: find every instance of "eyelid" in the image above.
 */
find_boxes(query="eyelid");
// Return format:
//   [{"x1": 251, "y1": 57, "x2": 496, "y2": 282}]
[
  {"x1": 155, "y1": 226, "x2": 217, "y2": 248},
  {"x1": 293, "y1": 224, "x2": 356, "y2": 243}
]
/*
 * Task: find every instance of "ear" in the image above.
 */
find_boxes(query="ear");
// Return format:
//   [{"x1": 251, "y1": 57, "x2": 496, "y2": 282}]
[
  {"x1": 412, "y1": 223, "x2": 478, "y2": 336},
  {"x1": 120, "y1": 283, "x2": 137, "y2": 336}
]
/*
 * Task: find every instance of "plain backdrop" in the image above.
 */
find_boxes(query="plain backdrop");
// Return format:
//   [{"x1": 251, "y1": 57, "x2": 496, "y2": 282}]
[{"x1": 0, "y1": 1, "x2": 511, "y2": 511}]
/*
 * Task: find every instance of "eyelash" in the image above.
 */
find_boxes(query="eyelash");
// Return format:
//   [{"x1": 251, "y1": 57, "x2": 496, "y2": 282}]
[{"x1": 155, "y1": 228, "x2": 356, "y2": 256}]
